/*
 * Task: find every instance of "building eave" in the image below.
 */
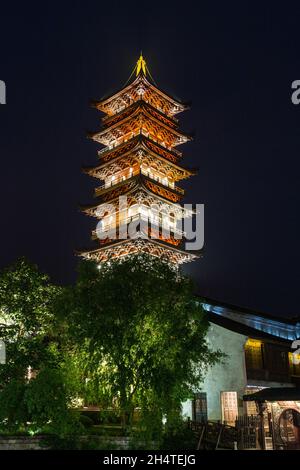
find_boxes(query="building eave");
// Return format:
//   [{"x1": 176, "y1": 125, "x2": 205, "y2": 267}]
[
  {"x1": 206, "y1": 311, "x2": 292, "y2": 345},
  {"x1": 199, "y1": 295, "x2": 300, "y2": 342},
  {"x1": 243, "y1": 387, "x2": 300, "y2": 402},
  {"x1": 92, "y1": 75, "x2": 189, "y2": 114}
]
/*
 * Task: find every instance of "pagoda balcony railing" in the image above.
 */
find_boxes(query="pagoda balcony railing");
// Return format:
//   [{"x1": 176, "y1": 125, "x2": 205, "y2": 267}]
[
  {"x1": 94, "y1": 170, "x2": 184, "y2": 197},
  {"x1": 97, "y1": 129, "x2": 182, "y2": 157},
  {"x1": 98, "y1": 145, "x2": 115, "y2": 156},
  {"x1": 92, "y1": 213, "x2": 186, "y2": 240}
]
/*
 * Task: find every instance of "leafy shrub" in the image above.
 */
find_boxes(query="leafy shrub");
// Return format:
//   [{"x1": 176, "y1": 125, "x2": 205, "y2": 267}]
[
  {"x1": 161, "y1": 420, "x2": 197, "y2": 450},
  {"x1": 79, "y1": 414, "x2": 94, "y2": 428},
  {"x1": 0, "y1": 380, "x2": 27, "y2": 432}
]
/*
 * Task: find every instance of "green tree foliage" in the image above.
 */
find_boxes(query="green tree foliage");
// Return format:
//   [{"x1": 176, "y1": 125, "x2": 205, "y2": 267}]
[
  {"x1": 0, "y1": 255, "x2": 223, "y2": 444},
  {"x1": 0, "y1": 258, "x2": 61, "y2": 384},
  {"x1": 24, "y1": 368, "x2": 81, "y2": 435},
  {"x1": 0, "y1": 379, "x2": 27, "y2": 432},
  {"x1": 58, "y1": 255, "x2": 222, "y2": 431},
  {"x1": 0, "y1": 258, "x2": 79, "y2": 434}
]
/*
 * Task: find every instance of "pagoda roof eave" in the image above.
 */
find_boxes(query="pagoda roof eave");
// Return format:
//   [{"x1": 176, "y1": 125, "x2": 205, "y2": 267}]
[
  {"x1": 83, "y1": 174, "x2": 184, "y2": 206},
  {"x1": 96, "y1": 134, "x2": 183, "y2": 161},
  {"x1": 82, "y1": 162, "x2": 197, "y2": 180},
  {"x1": 77, "y1": 237, "x2": 201, "y2": 261},
  {"x1": 81, "y1": 136, "x2": 197, "y2": 178},
  {"x1": 88, "y1": 106, "x2": 193, "y2": 145},
  {"x1": 92, "y1": 75, "x2": 189, "y2": 114},
  {"x1": 79, "y1": 179, "x2": 194, "y2": 216},
  {"x1": 101, "y1": 99, "x2": 179, "y2": 129}
]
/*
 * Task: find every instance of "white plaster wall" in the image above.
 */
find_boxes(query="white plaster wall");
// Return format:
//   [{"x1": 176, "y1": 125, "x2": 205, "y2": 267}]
[{"x1": 182, "y1": 323, "x2": 248, "y2": 421}]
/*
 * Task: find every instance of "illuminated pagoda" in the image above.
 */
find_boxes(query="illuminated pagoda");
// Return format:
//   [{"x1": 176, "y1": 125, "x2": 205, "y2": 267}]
[{"x1": 80, "y1": 54, "x2": 200, "y2": 265}]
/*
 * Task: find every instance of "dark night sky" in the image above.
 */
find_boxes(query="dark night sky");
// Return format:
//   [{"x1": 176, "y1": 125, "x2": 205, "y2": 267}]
[{"x1": 0, "y1": 2, "x2": 300, "y2": 317}]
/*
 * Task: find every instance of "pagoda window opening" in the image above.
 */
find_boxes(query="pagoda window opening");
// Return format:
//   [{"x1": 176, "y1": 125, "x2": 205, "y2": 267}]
[
  {"x1": 112, "y1": 204, "x2": 181, "y2": 235},
  {"x1": 169, "y1": 212, "x2": 175, "y2": 229},
  {"x1": 141, "y1": 164, "x2": 176, "y2": 190},
  {"x1": 103, "y1": 165, "x2": 139, "y2": 189},
  {"x1": 100, "y1": 160, "x2": 179, "y2": 194},
  {"x1": 98, "y1": 211, "x2": 115, "y2": 233}
]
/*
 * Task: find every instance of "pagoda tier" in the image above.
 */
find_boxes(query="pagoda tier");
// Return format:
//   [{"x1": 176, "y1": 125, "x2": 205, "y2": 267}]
[
  {"x1": 82, "y1": 135, "x2": 197, "y2": 182},
  {"x1": 81, "y1": 175, "x2": 185, "y2": 215},
  {"x1": 80, "y1": 186, "x2": 194, "y2": 220},
  {"x1": 102, "y1": 101, "x2": 178, "y2": 130},
  {"x1": 79, "y1": 55, "x2": 201, "y2": 265},
  {"x1": 98, "y1": 134, "x2": 183, "y2": 163},
  {"x1": 81, "y1": 185, "x2": 194, "y2": 245},
  {"x1": 91, "y1": 71, "x2": 188, "y2": 117},
  {"x1": 88, "y1": 101, "x2": 191, "y2": 148},
  {"x1": 80, "y1": 239, "x2": 197, "y2": 265},
  {"x1": 94, "y1": 174, "x2": 184, "y2": 201},
  {"x1": 90, "y1": 221, "x2": 185, "y2": 245}
]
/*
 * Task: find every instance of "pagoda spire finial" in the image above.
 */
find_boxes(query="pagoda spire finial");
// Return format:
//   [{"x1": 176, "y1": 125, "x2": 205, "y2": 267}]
[{"x1": 136, "y1": 52, "x2": 146, "y2": 76}]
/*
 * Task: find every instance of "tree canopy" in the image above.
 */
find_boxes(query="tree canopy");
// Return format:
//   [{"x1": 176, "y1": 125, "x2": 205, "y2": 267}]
[
  {"x1": 0, "y1": 258, "x2": 77, "y2": 434},
  {"x1": 57, "y1": 255, "x2": 222, "y2": 429},
  {"x1": 0, "y1": 258, "x2": 61, "y2": 385},
  {"x1": 0, "y1": 255, "x2": 222, "y2": 441}
]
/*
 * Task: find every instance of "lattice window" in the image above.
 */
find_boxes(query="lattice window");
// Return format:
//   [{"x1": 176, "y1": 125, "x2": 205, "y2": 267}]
[
  {"x1": 221, "y1": 391, "x2": 238, "y2": 425},
  {"x1": 192, "y1": 392, "x2": 207, "y2": 422},
  {"x1": 244, "y1": 387, "x2": 263, "y2": 416}
]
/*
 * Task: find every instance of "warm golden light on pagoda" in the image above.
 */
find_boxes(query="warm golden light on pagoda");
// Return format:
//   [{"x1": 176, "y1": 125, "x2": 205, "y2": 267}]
[{"x1": 80, "y1": 55, "x2": 200, "y2": 265}]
